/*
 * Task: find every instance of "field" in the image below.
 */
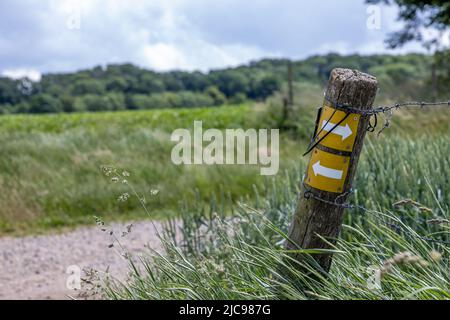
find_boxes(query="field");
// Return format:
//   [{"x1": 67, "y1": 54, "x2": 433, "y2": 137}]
[
  {"x1": 0, "y1": 82, "x2": 450, "y2": 299},
  {"x1": 0, "y1": 103, "x2": 304, "y2": 234},
  {"x1": 1, "y1": 83, "x2": 449, "y2": 299},
  {"x1": 1, "y1": 94, "x2": 449, "y2": 236},
  {"x1": 101, "y1": 107, "x2": 450, "y2": 300},
  {"x1": 1, "y1": 0, "x2": 449, "y2": 302}
]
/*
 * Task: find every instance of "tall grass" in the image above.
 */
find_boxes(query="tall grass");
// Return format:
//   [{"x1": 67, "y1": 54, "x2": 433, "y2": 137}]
[
  {"x1": 0, "y1": 104, "x2": 249, "y2": 233},
  {"x1": 102, "y1": 133, "x2": 450, "y2": 300},
  {"x1": 0, "y1": 103, "x2": 304, "y2": 234},
  {"x1": 0, "y1": 95, "x2": 448, "y2": 236}
]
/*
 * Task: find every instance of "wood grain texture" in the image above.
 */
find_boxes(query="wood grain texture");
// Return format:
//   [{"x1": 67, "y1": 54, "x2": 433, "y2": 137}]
[{"x1": 285, "y1": 68, "x2": 378, "y2": 272}]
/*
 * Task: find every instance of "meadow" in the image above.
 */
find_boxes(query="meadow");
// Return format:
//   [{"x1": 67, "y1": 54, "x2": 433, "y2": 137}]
[
  {"x1": 0, "y1": 87, "x2": 449, "y2": 236},
  {"x1": 102, "y1": 113, "x2": 450, "y2": 300},
  {"x1": 0, "y1": 102, "x2": 303, "y2": 234},
  {"x1": 1, "y1": 80, "x2": 449, "y2": 299}
]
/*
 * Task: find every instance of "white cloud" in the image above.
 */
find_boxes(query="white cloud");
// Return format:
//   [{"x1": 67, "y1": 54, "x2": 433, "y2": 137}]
[
  {"x1": 140, "y1": 40, "x2": 276, "y2": 72},
  {"x1": 0, "y1": 0, "x2": 436, "y2": 75},
  {"x1": 141, "y1": 43, "x2": 188, "y2": 71},
  {"x1": 2, "y1": 68, "x2": 41, "y2": 81}
]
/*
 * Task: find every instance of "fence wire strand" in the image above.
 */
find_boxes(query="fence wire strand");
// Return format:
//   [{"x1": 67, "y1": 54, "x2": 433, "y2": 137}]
[
  {"x1": 301, "y1": 98, "x2": 450, "y2": 246},
  {"x1": 303, "y1": 99, "x2": 449, "y2": 156},
  {"x1": 303, "y1": 185, "x2": 450, "y2": 246},
  {"x1": 323, "y1": 97, "x2": 450, "y2": 116}
]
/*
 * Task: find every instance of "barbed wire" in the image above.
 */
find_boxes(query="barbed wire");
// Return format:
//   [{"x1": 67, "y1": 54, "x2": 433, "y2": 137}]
[
  {"x1": 303, "y1": 99, "x2": 450, "y2": 156},
  {"x1": 301, "y1": 98, "x2": 450, "y2": 245},
  {"x1": 324, "y1": 97, "x2": 450, "y2": 116},
  {"x1": 303, "y1": 186, "x2": 450, "y2": 246}
]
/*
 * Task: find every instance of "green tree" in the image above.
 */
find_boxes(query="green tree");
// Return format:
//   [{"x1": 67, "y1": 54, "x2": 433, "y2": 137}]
[
  {"x1": 138, "y1": 74, "x2": 166, "y2": 94},
  {"x1": 60, "y1": 95, "x2": 75, "y2": 113},
  {"x1": 71, "y1": 79, "x2": 105, "y2": 95},
  {"x1": 106, "y1": 77, "x2": 129, "y2": 92},
  {"x1": 127, "y1": 94, "x2": 155, "y2": 110},
  {"x1": 15, "y1": 101, "x2": 31, "y2": 113},
  {"x1": 178, "y1": 91, "x2": 214, "y2": 107},
  {"x1": 0, "y1": 78, "x2": 20, "y2": 104},
  {"x1": 250, "y1": 76, "x2": 281, "y2": 100},
  {"x1": 105, "y1": 92, "x2": 126, "y2": 111},
  {"x1": 366, "y1": 0, "x2": 449, "y2": 49},
  {"x1": 205, "y1": 86, "x2": 227, "y2": 105},
  {"x1": 367, "y1": 0, "x2": 449, "y2": 98},
  {"x1": 73, "y1": 97, "x2": 87, "y2": 112},
  {"x1": 29, "y1": 94, "x2": 63, "y2": 113},
  {"x1": 162, "y1": 73, "x2": 185, "y2": 91},
  {"x1": 0, "y1": 103, "x2": 12, "y2": 114},
  {"x1": 229, "y1": 92, "x2": 247, "y2": 104},
  {"x1": 180, "y1": 71, "x2": 210, "y2": 92},
  {"x1": 81, "y1": 95, "x2": 116, "y2": 112},
  {"x1": 212, "y1": 71, "x2": 249, "y2": 97}
]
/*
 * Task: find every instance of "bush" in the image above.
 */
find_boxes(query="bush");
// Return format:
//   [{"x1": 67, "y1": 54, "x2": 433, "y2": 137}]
[
  {"x1": 249, "y1": 75, "x2": 282, "y2": 100},
  {"x1": 105, "y1": 93, "x2": 126, "y2": 111},
  {"x1": 205, "y1": 86, "x2": 227, "y2": 105},
  {"x1": 73, "y1": 96, "x2": 87, "y2": 112},
  {"x1": 81, "y1": 95, "x2": 108, "y2": 112},
  {"x1": 70, "y1": 94, "x2": 126, "y2": 112},
  {"x1": 126, "y1": 94, "x2": 152, "y2": 110},
  {"x1": 60, "y1": 95, "x2": 75, "y2": 113},
  {"x1": 178, "y1": 91, "x2": 214, "y2": 108},
  {"x1": 126, "y1": 92, "x2": 215, "y2": 110},
  {"x1": 0, "y1": 103, "x2": 12, "y2": 114},
  {"x1": 229, "y1": 92, "x2": 247, "y2": 104}
]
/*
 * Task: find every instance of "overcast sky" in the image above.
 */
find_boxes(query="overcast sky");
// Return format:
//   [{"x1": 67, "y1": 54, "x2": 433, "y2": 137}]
[{"x1": 0, "y1": 0, "x2": 431, "y2": 81}]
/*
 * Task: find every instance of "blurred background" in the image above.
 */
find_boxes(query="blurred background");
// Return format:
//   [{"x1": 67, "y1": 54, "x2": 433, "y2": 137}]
[{"x1": 0, "y1": 0, "x2": 448, "y2": 235}]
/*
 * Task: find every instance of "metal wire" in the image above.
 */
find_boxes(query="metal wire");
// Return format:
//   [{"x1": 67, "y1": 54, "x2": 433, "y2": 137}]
[
  {"x1": 303, "y1": 109, "x2": 350, "y2": 156},
  {"x1": 303, "y1": 185, "x2": 450, "y2": 246},
  {"x1": 300, "y1": 98, "x2": 450, "y2": 245},
  {"x1": 323, "y1": 96, "x2": 450, "y2": 116},
  {"x1": 303, "y1": 99, "x2": 449, "y2": 156}
]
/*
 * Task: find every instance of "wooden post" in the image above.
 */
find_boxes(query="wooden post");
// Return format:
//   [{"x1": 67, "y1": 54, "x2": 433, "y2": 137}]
[
  {"x1": 288, "y1": 61, "x2": 294, "y2": 106},
  {"x1": 285, "y1": 68, "x2": 378, "y2": 272},
  {"x1": 282, "y1": 61, "x2": 294, "y2": 128},
  {"x1": 431, "y1": 58, "x2": 438, "y2": 101}
]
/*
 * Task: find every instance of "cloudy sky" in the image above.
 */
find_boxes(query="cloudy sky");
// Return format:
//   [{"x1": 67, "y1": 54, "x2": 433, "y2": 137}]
[{"x1": 0, "y1": 0, "x2": 430, "y2": 80}]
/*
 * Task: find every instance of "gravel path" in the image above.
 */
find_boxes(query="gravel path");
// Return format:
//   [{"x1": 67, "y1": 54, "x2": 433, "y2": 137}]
[{"x1": 0, "y1": 220, "x2": 164, "y2": 300}]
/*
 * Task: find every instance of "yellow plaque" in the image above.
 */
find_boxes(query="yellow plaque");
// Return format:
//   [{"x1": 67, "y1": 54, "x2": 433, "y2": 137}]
[
  {"x1": 316, "y1": 105, "x2": 360, "y2": 152},
  {"x1": 305, "y1": 148, "x2": 350, "y2": 193}
]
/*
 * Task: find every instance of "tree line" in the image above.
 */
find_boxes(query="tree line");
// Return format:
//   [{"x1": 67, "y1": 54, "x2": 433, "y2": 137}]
[{"x1": 0, "y1": 52, "x2": 448, "y2": 114}]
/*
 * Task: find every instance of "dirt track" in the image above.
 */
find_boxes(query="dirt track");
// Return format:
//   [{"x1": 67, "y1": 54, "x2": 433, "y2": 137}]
[{"x1": 0, "y1": 221, "x2": 163, "y2": 300}]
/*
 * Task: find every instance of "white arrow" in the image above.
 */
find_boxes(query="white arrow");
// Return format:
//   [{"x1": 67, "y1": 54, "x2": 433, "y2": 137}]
[
  {"x1": 312, "y1": 161, "x2": 343, "y2": 180},
  {"x1": 321, "y1": 120, "x2": 353, "y2": 141}
]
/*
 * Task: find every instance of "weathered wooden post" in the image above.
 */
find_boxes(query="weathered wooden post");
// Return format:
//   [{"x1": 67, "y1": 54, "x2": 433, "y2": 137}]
[{"x1": 285, "y1": 68, "x2": 378, "y2": 272}]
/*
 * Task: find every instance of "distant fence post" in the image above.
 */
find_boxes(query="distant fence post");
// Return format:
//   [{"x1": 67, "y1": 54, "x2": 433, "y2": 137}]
[
  {"x1": 288, "y1": 61, "x2": 294, "y2": 106},
  {"x1": 282, "y1": 61, "x2": 294, "y2": 128},
  {"x1": 285, "y1": 68, "x2": 378, "y2": 273}
]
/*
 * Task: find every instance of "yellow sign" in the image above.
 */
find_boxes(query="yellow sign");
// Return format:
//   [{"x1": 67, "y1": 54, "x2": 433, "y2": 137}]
[
  {"x1": 305, "y1": 148, "x2": 350, "y2": 193},
  {"x1": 316, "y1": 105, "x2": 360, "y2": 152}
]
